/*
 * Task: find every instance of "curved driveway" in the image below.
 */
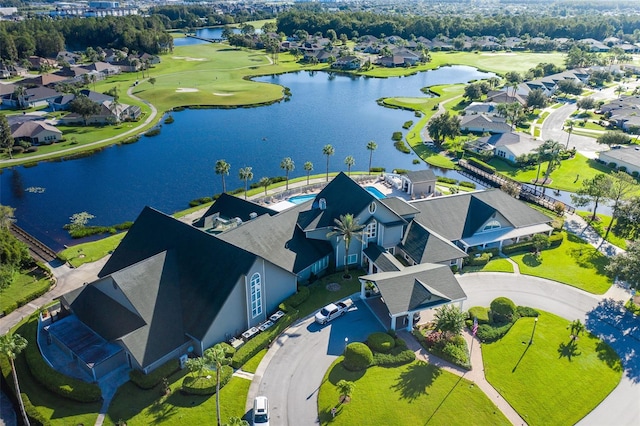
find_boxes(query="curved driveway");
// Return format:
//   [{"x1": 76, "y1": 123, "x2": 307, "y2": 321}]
[{"x1": 254, "y1": 274, "x2": 639, "y2": 425}]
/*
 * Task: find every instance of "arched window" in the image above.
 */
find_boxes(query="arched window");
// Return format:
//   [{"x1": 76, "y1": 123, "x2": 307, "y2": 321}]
[
  {"x1": 369, "y1": 201, "x2": 377, "y2": 214},
  {"x1": 250, "y1": 273, "x2": 262, "y2": 318},
  {"x1": 365, "y1": 220, "x2": 377, "y2": 240},
  {"x1": 483, "y1": 220, "x2": 501, "y2": 232}
]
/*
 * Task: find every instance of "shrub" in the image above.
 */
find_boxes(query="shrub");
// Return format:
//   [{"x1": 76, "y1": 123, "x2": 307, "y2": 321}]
[
  {"x1": 372, "y1": 347, "x2": 416, "y2": 366},
  {"x1": 459, "y1": 181, "x2": 476, "y2": 189},
  {"x1": 181, "y1": 365, "x2": 233, "y2": 395},
  {"x1": 392, "y1": 132, "x2": 403, "y2": 141},
  {"x1": 476, "y1": 322, "x2": 514, "y2": 342},
  {"x1": 441, "y1": 342, "x2": 469, "y2": 366},
  {"x1": 144, "y1": 128, "x2": 161, "y2": 137},
  {"x1": 517, "y1": 306, "x2": 540, "y2": 318},
  {"x1": 280, "y1": 286, "x2": 310, "y2": 308},
  {"x1": 402, "y1": 120, "x2": 414, "y2": 129},
  {"x1": 437, "y1": 176, "x2": 458, "y2": 184},
  {"x1": 423, "y1": 330, "x2": 443, "y2": 348},
  {"x1": 218, "y1": 342, "x2": 236, "y2": 358},
  {"x1": 467, "y1": 157, "x2": 496, "y2": 174},
  {"x1": 231, "y1": 311, "x2": 298, "y2": 368},
  {"x1": 370, "y1": 167, "x2": 385, "y2": 173},
  {"x1": 468, "y1": 306, "x2": 490, "y2": 324},
  {"x1": 490, "y1": 297, "x2": 517, "y2": 323},
  {"x1": 394, "y1": 140, "x2": 411, "y2": 153},
  {"x1": 367, "y1": 332, "x2": 395, "y2": 354},
  {"x1": 130, "y1": 358, "x2": 180, "y2": 389},
  {"x1": 189, "y1": 196, "x2": 213, "y2": 207},
  {"x1": 608, "y1": 162, "x2": 617, "y2": 169},
  {"x1": 412, "y1": 159, "x2": 420, "y2": 164},
  {"x1": 625, "y1": 299, "x2": 640, "y2": 316},
  {"x1": 343, "y1": 342, "x2": 373, "y2": 371},
  {"x1": 22, "y1": 320, "x2": 101, "y2": 402},
  {"x1": 465, "y1": 252, "x2": 493, "y2": 266}
]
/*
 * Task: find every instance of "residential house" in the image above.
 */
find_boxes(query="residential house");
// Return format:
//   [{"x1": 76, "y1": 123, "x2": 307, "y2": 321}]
[
  {"x1": 1, "y1": 86, "x2": 61, "y2": 108},
  {"x1": 55, "y1": 173, "x2": 552, "y2": 376},
  {"x1": 0, "y1": 64, "x2": 28, "y2": 79},
  {"x1": 20, "y1": 73, "x2": 68, "y2": 87},
  {"x1": 56, "y1": 51, "x2": 82, "y2": 65},
  {"x1": 0, "y1": 82, "x2": 16, "y2": 98},
  {"x1": 460, "y1": 114, "x2": 512, "y2": 134},
  {"x1": 10, "y1": 120, "x2": 62, "y2": 145},
  {"x1": 331, "y1": 56, "x2": 362, "y2": 70},
  {"x1": 27, "y1": 56, "x2": 58, "y2": 71},
  {"x1": 471, "y1": 132, "x2": 543, "y2": 163},
  {"x1": 598, "y1": 146, "x2": 640, "y2": 175}
]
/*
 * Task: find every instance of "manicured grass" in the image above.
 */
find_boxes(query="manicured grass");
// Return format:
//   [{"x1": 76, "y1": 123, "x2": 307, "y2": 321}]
[
  {"x1": 318, "y1": 358, "x2": 510, "y2": 426},
  {"x1": 577, "y1": 211, "x2": 629, "y2": 250},
  {"x1": 483, "y1": 312, "x2": 622, "y2": 426},
  {"x1": 429, "y1": 51, "x2": 565, "y2": 74},
  {"x1": 511, "y1": 232, "x2": 612, "y2": 294},
  {"x1": 241, "y1": 349, "x2": 268, "y2": 374},
  {"x1": 0, "y1": 267, "x2": 51, "y2": 315},
  {"x1": 106, "y1": 374, "x2": 250, "y2": 425},
  {"x1": 489, "y1": 153, "x2": 612, "y2": 192},
  {"x1": 461, "y1": 258, "x2": 514, "y2": 274},
  {"x1": 296, "y1": 272, "x2": 363, "y2": 318},
  {"x1": 58, "y1": 232, "x2": 126, "y2": 267}
]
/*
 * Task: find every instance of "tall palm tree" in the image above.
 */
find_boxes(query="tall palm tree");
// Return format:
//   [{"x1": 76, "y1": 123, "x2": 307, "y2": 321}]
[
  {"x1": 322, "y1": 144, "x2": 335, "y2": 181},
  {"x1": 238, "y1": 166, "x2": 253, "y2": 200},
  {"x1": 303, "y1": 161, "x2": 313, "y2": 185},
  {"x1": 344, "y1": 155, "x2": 355, "y2": 176},
  {"x1": 258, "y1": 177, "x2": 270, "y2": 197},
  {"x1": 280, "y1": 157, "x2": 295, "y2": 190},
  {"x1": 0, "y1": 333, "x2": 29, "y2": 426},
  {"x1": 215, "y1": 159, "x2": 230, "y2": 193},
  {"x1": 204, "y1": 344, "x2": 228, "y2": 426},
  {"x1": 366, "y1": 140, "x2": 377, "y2": 175},
  {"x1": 541, "y1": 139, "x2": 563, "y2": 183},
  {"x1": 327, "y1": 213, "x2": 364, "y2": 276}
]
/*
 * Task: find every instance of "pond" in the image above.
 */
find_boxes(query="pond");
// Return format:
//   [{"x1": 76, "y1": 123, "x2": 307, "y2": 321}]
[
  {"x1": 173, "y1": 27, "x2": 243, "y2": 47},
  {"x1": 1, "y1": 66, "x2": 494, "y2": 250}
]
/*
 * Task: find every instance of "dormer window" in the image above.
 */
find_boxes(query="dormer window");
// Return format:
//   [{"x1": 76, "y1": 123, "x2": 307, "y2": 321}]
[{"x1": 483, "y1": 220, "x2": 501, "y2": 232}]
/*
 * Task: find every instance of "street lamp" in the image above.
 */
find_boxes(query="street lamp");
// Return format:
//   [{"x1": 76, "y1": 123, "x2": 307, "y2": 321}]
[
  {"x1": 529, "y1": 317, "x2": 539, "y2": 345},
  {"x1": 344, "y1": 337, "x2": 349, "y2": 353}
]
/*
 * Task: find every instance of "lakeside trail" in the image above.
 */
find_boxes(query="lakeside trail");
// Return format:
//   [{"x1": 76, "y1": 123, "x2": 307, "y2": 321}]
[{"x1": 0, "y1": 79, "x2": 158, "y2": 167}]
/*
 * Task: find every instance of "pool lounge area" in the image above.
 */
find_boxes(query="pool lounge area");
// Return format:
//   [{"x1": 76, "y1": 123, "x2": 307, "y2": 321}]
[{"x1": 288, "y1": 185, "x2": 386, "y2": 204}]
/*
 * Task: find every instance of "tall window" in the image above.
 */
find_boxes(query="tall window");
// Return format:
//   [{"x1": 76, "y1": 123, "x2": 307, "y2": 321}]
[
  {"x1": 365, "y1": 221, "x2": 377, "y2": 241},
  {"x1": 250, "y1": 273, "x2": 262, "y2": 318}
]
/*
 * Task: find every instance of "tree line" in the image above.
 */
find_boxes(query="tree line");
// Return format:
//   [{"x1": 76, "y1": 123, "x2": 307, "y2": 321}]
[
  {"x1": 0, "y1": 15, "x2": 173, "y2": 63},
  {"x1": 276, "y1": 9, "x2": 640, "y2": 43}
]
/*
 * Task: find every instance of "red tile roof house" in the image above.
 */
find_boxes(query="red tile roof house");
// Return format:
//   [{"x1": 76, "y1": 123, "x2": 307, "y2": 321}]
[{"x1": 51, "y1": 173, "x2": 552, "y2": 378}]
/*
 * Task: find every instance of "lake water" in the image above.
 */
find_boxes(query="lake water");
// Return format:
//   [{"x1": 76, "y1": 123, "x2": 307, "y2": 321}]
[
  {"x1": 173, "y1": 28, "x2": 243, "y2": 47},
  {"x1": 1, "y1": 66, "x2": 494, "y2": 250}
]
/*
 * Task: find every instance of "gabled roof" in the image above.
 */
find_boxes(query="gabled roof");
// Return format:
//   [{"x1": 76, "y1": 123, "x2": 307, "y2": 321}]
[
  {"x1": 99, "y1": 206, "x2": 258, "y2": 341},
  {"x1": 410, "y1": 189, "x2": 551, "y2": 241},
  {"x1": 361, "y1": 263, "x2": 466, "y2": 315},
  {"x1": 400, "y1": 221, "x2": 467, "y2": 264},
  {"x1": 363, "y1": 245, "x2": 403, "y2": 272},
  {"x1": 404, "y1": 169, "x2": 436, "y2": 183},
  {"x1": 380, "y1": 197, "x2": 420, "y2": 218},
  {"x1": 10, "y1": 120, "x2": 61, "y2": 138},
  {"x1": 193, "y1": 193, "x2": 277, "y2": 228},
  {"x1": 297, "y1": 172, "x2": 381, "y2": 231},
  {"x1": 218, "y1": 202, "x2": 332, "y2": 274}
]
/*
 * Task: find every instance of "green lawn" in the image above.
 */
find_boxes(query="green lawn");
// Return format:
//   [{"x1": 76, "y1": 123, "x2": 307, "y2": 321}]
[
  {"x1": 483, "y1": 312, "x2": 622, "y2": 426},
  {"x1": 489, "y1": 153, "x2": 612, "y2": 192},
  {"x1": 461, "y1": 258, "x2": 514, "y2": 274},
  {"x1": 577, "y1": 211, "x2": 629, "y2": 250},
  {"x1": 318, "y1": 358, "x2": 510, "y2": 426},
  {"x1": 296, "y1": 272, "x2": 363, "y2": 318},
  {"x1": 241, "y1": 349, "x2": 268, "y2": 374},
  {"x1": 511, "y1": 232, "x2": 612, "y2": 294},
  {"x1": 0, "y1": 267, "x2": 52, "y2": 315},
  {"x1": 107, "y1": 374, "x2": 250, "y2": 425},
  {"x1": 58, "y1": 232, "x2": 126, "y2": 267},
  {"x1": 428, "y1": 51, "x2": 565, "y2": 75}
]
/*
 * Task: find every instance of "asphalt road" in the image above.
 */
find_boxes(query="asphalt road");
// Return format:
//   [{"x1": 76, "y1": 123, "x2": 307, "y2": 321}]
[{"x1": 254, "y1": 299, "x2": 384, "y2": 426}]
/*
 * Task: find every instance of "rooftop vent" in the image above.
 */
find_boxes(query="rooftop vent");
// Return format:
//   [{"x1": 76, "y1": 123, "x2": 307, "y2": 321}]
[{"x1": 249, "y1": 212, "x2": 258, "y2": 220}]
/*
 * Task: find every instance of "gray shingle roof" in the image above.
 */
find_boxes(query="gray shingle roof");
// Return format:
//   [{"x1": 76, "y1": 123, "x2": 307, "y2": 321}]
[
  {"x1": 400, "y1": 221, "x2": 467, "y2": 264},
  {"x1": 363, "y1": 245, "x2": 403, "y2": 272},
  {"x1": 410, "y1": 189, "x2": 551, "y2": 241},
  {"x1": 192, "y1": 193, "x2": 277, "y2": 228},
  {"x1": 380, "y1": 197, "x2": 420, "y2": 218},
  {"x1": 405, "y1": 169, "x2": 436, "y2": 183},
  {"x1": 361, "y1": 263, "x2": 466, "y2": 315}
]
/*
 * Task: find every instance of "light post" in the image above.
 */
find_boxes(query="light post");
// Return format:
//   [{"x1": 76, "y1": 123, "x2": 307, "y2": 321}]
[
  {"x1": 344, "y1": 337, "x2": 349, "y2": 353},
  {"x1": 529, "y1": 317, "x2": 539, "y2": 345}
]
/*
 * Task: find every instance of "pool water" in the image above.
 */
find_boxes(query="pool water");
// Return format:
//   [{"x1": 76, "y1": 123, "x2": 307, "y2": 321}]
[{"x1": 288, "y1": 185, "x2": 385, "y2": 205}]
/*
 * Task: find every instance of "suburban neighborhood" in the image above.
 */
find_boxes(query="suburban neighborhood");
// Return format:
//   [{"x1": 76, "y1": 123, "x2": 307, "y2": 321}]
[{"x1": 1, "y1": 1, "x2": 640, "y2": 426}]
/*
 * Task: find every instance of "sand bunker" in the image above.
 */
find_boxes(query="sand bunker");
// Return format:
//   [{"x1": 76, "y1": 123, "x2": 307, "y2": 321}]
[
  {"x1": 176, "y1": 88, "x2": 199, "y2": 93},
  {"x1": 171, "y1": 56, "x2": 206, "y2": 61},
  {"x1": 213, "y1": 93, "x2": 234, "y2": 96}
]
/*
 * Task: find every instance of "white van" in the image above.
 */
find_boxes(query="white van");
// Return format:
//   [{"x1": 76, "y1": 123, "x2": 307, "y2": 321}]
[{"x1": 253, "y1": 396, "x2": 269, "y2": 426}]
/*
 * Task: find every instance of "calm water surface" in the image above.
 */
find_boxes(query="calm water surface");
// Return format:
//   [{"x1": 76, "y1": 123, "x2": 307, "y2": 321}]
[{"x1": 1, "y1": 66, "x2": 493, "y2": 250}]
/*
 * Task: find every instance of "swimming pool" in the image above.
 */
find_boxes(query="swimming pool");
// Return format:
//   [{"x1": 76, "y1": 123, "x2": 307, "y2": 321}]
[{"x1": 288, "y1": 186, "x2": 386, "y2": 205}]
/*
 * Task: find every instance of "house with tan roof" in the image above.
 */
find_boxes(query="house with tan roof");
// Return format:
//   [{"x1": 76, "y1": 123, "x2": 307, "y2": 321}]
[{"x1": 10, "y1": 120, "x2": 62, "y2": 145}]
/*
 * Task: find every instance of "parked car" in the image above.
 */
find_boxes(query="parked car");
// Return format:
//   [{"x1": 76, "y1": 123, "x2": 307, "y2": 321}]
[
  {"x1": 253, "y1": 396, "x2": 269, "y2": 426},
  {"x1": 315, "y1": 301, "x2": 349, "y2": 324}
]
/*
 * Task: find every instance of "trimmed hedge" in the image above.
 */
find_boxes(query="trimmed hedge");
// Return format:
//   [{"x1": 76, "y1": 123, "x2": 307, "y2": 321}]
[
  {"x1": 372, "y1": 347, "x2": 416, "y2": 367},
  {"x1": 467, "y1": 157, "x2": 496, "y2": 174},
  {"x1": 280, "y1": 286, "x2": 310, "y2": 309},
  {"x1": 130, "y1": 358, "x2": 180, "y2": 390},
  {"x1": 468, "y1": 306, "x2": 490, "y2": 324},
  {"x1": 502, "y1": 232, "x2": 564, "y2": 254},
  {"x1": 465, "y1": 252, "x2": 493, "y2": 266},
  {"x1": 517, "y1": 306, "x2": 540, "y2": 318},
  {"x1": 490, "y1": 297, "x2": 517, "y2": 323},
  {"x1": 367, "y1": 332, "x2": 395, "y2": 354},
  {"x1": 1, "y1": 279, "x2": 53, "y2": 316},
  {"x1": 343, "y1": 342, "x2": 373, "y2": 371},
  {"x1": 21, "y1": 319, "x2": 101, "y2": 403},
  {"x1": 181, "y1": 365, "x2": 233, "y2": 395},
  {"x1": 231, "y1": 310, "x2": 299, "y2": 368},
  {"x1": 1, "y1": 350, "x2": 50, "y2": 426},
  {"x1": 476, "y1": 322, "x2": 514, "y2": 342}
]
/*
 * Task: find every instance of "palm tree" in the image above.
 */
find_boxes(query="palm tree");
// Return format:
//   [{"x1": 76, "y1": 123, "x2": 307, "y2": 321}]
[
  {"x1": 226, "y1": 417, "x2": 249, "y2": 426},
  {"x1": 280, "y1": 157, "x2": 295, "y2": 190},
  {"x1": 541, "y1": 140, "x2": 563, "y2": 184},
  {"x1": 258, "y1": 177, "x2": 270, "y2": 197},
  {"x1": 322, "y1": 144, "x2": 335, "y2": 181},
  {"x1": 0, "y1": 333, "x2": 29, "y2": 426},
  {"x1": 336, "y1": 379, "x2": 356, "y2": 404},
  {"x1": 327, "y1": 213, "x2": 364, "y2": 276},
  {"x1": 366, "y1": 140, "x2": 377, "y2": 175},
  {"x1": 238, "y1": 166, "x2": 253, "y2": 200},
  {"x1": 303, "y1": 161, "x2": 313, "y2": 185},
  {"x1": 344, "y1": 156, "x2": 355, "y2": 176},
  {"x1": 204, "y1": 344, "x2": 228, "y2": 426},
  {"x1": 569, "y1": 319, "x2": 586, "y2": 340},
  {"x1": 215, "y1": 159, "x2": 230, "y2": 193}
]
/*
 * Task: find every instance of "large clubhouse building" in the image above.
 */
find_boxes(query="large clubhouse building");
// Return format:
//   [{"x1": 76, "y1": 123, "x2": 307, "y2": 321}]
[{"x1": 52, "y1": 173, "x2": 552, "y2": 377}]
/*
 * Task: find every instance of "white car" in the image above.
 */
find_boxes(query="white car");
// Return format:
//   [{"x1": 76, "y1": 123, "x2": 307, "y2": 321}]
[
  {"x1": 253, "y1": 396, "x2": 269, "y2": 426},
  {"x1": 314, "y1": 302, "x2": 349, "y2": 324}
]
